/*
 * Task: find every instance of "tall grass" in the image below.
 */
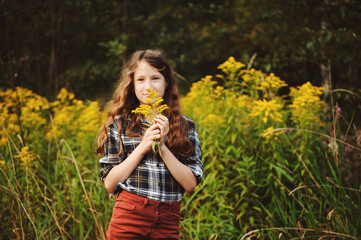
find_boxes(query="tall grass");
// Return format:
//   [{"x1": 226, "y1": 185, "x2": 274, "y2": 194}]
[{"x1": 0, "y1": 130, "x2": 110, "y2": 239}]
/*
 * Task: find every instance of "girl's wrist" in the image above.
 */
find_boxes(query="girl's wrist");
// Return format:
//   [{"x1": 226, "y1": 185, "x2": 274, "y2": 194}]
[
  {"x1": 159, "y1": 143, "x2": 168, "y2": 153},
  {"x1": 137, "y1": 141, "x2": 149, "y2": 156}
]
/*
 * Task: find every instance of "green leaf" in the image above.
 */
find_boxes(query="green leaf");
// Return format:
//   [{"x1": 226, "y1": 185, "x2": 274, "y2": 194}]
[
  {"x1": 152, "y1": 141, "x2": 156, "y2": 153},
  {"x1": 157, "y1": 142, "x2": 162, "y2": 157},
  {"x1": 270, "y1": 163, "x2": 294, "y2": 182},
  {"x1": 252, "y1": 206, "x2": 262, "y2": 212},
  {"x1": 142, "y1": 122, "x2": 151, "y2": 127}
]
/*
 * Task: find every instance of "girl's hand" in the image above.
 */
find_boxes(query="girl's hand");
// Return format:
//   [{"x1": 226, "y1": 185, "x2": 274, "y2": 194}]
[
  {"x1": 154, "y1": 115, "x2": 169, "y2": 146},
  {"x1": 139, "y1": 123, "x2": 161, "y2": 153}
]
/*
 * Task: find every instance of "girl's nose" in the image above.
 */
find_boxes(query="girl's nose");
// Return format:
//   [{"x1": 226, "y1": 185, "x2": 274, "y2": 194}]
[{"x1": 145, "y1": 79, "x2": 153, "y2": 89}]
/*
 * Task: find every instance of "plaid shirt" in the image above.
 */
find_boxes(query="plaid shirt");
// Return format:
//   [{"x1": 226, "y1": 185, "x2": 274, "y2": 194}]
[{"x1": 99, "y1": 115, "x2": 203, "y2": 202}]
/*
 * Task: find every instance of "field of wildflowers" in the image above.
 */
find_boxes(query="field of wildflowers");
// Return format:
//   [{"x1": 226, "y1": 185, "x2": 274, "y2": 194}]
[
  {"x1": 1, "y1": 57, "x2": 360, "y2": 239},
  {"x1": 180, "y1": 57, "x2": 360, "y2": 239}
]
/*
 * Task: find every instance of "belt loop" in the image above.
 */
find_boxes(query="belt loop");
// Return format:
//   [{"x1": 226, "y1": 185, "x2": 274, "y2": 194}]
[{"x1": 143, "y1": 198, "x2": 148, "y2": 209}]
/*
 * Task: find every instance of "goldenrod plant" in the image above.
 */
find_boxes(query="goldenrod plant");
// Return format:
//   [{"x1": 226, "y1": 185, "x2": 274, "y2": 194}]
[
  {"x1": 132, "y1": 88, "x2": 169, "y2": 156},
  {"x1": 0, "y1": 87, "x2": 108, "y2": 239},
  {"x1": 289, "y1": 82, "x2": 325, "y2": 128},
  {"x1": 0, "y1": 87, "x2": 49, "y2": 146},
  {"x1": 181, "y1": 57, "x2": 360, "y2": 239}
]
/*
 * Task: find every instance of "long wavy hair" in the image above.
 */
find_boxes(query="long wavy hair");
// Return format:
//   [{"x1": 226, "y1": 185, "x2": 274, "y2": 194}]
[{"x1": 96, "y1": 49, "x2": 193, "y2": 158}]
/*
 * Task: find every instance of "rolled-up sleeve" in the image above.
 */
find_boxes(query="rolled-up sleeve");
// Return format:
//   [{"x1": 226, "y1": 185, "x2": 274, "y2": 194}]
[
  {"x1": 184, "y1": 119, "x2": 203, "y2": 185},
  {"x1": 99, "y1": 118, "x2": 124, "y2": 182}
]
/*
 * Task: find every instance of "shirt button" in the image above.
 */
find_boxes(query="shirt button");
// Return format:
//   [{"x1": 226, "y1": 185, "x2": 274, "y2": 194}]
[
  {"x1": 156, "y1": 163, "x2": 160, "y2": 167},
  {"x1": 156, "y1": 217, "x2": 159, "y2": 221},
  {"x1": 158, "y1": 183, "x2": 161, "y2": 187}
]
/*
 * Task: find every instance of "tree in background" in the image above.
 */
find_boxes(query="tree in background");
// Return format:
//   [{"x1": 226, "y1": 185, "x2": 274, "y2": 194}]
[{"x1": 1, "y1": 0, "x2": 360, "y2": 102}]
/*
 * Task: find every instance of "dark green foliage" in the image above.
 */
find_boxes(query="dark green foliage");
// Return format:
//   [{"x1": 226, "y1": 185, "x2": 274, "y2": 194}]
[{"x1": 1, "y1": 0, "x2": 361, "y2": 101}]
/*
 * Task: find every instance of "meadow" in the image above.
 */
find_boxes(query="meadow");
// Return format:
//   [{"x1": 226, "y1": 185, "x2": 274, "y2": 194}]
[{"x1": 1, "y1": 57, "x2": 360, "y2": 239}]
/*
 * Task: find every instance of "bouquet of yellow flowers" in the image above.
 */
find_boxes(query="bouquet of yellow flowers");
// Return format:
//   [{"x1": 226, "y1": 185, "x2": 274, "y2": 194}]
[{"x1": 132, "y1": 88, "x2": 169, "y2": 156}]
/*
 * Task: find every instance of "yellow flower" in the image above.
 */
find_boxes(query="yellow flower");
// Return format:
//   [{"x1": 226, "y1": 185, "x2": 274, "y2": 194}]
[
  {"x1": 132, "y1": 88, "x2": 169, "y2": 156},
  {"x1": 237, "y1": 95, "x2": 254, "y2": 110},
  {"x1": 289, "y1": 82, "x2": 325, "y2": 128},
  {"x1": 0, "y1": 159, "x2": 5, "y2": 167},
  {"x1": 261, "y1": 126, "x2": 281, "y2": 140},
  {"x1": 132, "y1": 104, "x2": 153, "y2": 120},
  {"x1": 200, "y1": 114, "x2": 226, "y2": 129},
  {"x1": 0, "y1": 137, "x2": 8, "y2": 146},
  {"x1": 51, "y1": 88, "x2": 76, "y2": 112},
  {"x1": 0, "y1": 87, "x2": 49, "y2": 146},
  {"x1": 15, "y1": 146, "x2": 36, "y2": 166},
  {"x1": 249, "y1": 99, "x2": 284, "y2": 124},
  {"x1": 132, "y1": 88, "x2": 169, "y2": 123},
  {"x1": 214, "y1": 86, "x2": 224, "y2": 97},
  {"x1": 45, "y1": 88, "x2": 104, "y2": 142},
  {"x1": 217, "y1": 57, "x2": 246, "y2": 89},
  {"x1": 181, "y1": 75, "x2": 220, "y2": 120},
  {"x1": 217, "y1": 56, "x2": 245, "y2": 74},
  {"x1": 258, "y1": 73, "x2": 288, "y2": 99},
  {"x1": 57, "y1": 88, "x2": 74, "y2": 101}
]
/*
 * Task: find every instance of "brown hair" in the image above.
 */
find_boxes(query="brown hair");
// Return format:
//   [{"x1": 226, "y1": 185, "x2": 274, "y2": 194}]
[{"x1": 96, "y1": 49, "x2": 193, "y2": 158}]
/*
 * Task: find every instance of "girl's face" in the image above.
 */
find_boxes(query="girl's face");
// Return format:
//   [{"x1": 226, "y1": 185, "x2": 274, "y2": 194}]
[{"x1": 133, "y1": 60, "x2": 167, "y2": 105}]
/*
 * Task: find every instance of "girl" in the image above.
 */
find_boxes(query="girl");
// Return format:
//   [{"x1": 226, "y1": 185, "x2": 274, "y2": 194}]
[{"x1": 96, "y1": 49, "x2": 203, "y2": 239}]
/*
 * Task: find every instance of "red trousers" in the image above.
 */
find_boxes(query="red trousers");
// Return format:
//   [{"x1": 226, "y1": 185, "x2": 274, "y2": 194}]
[{"x1": 106, "y1": 190, "x2": 181, "y2": 240}]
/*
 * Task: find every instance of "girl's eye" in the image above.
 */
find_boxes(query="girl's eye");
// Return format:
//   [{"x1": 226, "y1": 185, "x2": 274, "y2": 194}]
[
  {"x1": 137, "y1": 78, "x2": 144, "y2": 82},
  {"x1": 153, "y1": 77, "x2": 160, "y2": 80}
]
